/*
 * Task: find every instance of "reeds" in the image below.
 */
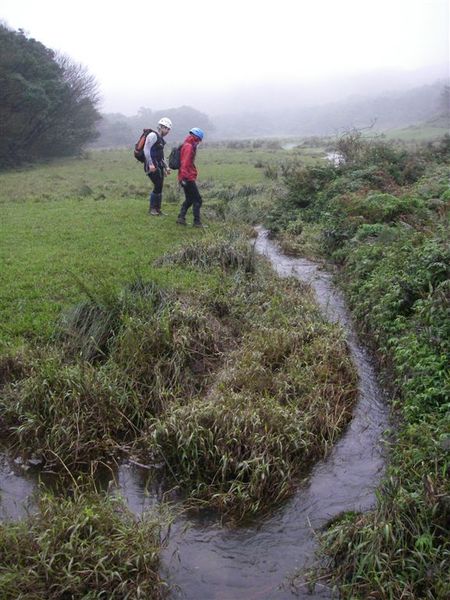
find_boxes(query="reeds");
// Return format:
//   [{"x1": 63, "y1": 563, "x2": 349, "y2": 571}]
[
  {"x1": 1, "y1": 237, "x2": 358, "y2": 521},
  {"x1": 155, "y1": 231, "x2": 257, "y2": 273},
  {"x1": 146, "y1": 267, "x2": 358, "y2": 521},
  {"x1": 0, "y1": 489, "x2": 167, "y2": 599}
]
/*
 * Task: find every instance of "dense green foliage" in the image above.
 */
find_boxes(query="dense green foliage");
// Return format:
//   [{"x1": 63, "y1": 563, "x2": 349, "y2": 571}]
[
  {"x1": 0, "y1": 490, "x2": 166, "y2": 599},
  {"x1": 0, "y1": 25, "x2": 100, "y2": 168},
  {"x1": 267, "y1": 133, "x2": 450, "y2": 598}
]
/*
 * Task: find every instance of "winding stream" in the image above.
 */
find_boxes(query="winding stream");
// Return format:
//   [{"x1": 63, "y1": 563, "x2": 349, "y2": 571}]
[{"x1": 0, "y1": 229, "x2": 389, "y2": 599}]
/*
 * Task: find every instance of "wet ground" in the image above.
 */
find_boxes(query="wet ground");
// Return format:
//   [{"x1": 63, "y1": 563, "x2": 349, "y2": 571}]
[{"x1": 0, "y1": 229, "x2": 390, "y2": 599}]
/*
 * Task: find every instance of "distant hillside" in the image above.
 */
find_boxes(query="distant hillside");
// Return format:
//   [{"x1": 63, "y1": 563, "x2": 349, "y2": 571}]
[
  {"x1": 91, "y1": 106, "x2": 214, "y2": 148},
  {"x1": 92, "y1": 81, "x2": 448, "y2": 146},
  {"x1": 211, "y1": 80, "x2": 449, "y2": 139}
]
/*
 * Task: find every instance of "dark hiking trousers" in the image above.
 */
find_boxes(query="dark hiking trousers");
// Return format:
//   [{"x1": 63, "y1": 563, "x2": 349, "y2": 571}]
[
  {"x1": 178, "y1": 181, "x2": 202, "y2": 224},
  {"x1": 148, "y1": 169, "x2": 164, "y2": 210}
]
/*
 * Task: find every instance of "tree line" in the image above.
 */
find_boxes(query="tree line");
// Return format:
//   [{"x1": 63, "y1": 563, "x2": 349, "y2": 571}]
[
  {"x1": 0, "y1": 24, "x2": 101, "y2": 169},
  {"x1": 91, "y1": 106, "x2": 214, "y2": 149}
]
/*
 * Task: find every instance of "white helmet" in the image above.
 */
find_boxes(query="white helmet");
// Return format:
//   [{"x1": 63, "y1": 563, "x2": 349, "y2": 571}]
[{"x1": 158, "y1": 117, "x2": 172, "y2": 129}]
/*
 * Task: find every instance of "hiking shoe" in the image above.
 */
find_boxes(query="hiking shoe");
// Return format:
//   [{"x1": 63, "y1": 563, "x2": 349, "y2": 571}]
[
  {"x1": 149, "y1": 209, "x2": 159, "y2": 216},
  {"x1": 193, "y1": 222, "x2": 207, "y2": 228},
  {"x1": 176, "y1": 217, "x2": 187, "y2": 225},
  {"x1": 157, "y1": 210, "x2": 167, "y2": 216}
]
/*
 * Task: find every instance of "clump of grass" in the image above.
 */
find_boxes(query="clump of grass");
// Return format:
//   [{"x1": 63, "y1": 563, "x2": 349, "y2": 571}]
[
  {"x1": 0, "y1": 350, "x2": 29, "y2": 386},
  {"x1": 146, "y1": 274, "x2": 358, "y2": 521},
  {"x1": 0, "y1": 490, "x2": 168, "y2": 599},
  {"x1": 1, "y1": 280, "x2": 229, "y2": 468},
  {"x1": 111, "y1": 299, "x2": 227, "y2": 414},
  {"x1": 58, "y1": 278, "x2": 166, "y2": 362},
  {"x1": 155, "y1": 232, "x2": 256, "y2": 274},
  {"x1": 0, "y1": 354, "x2": 134, "y2": 467}
]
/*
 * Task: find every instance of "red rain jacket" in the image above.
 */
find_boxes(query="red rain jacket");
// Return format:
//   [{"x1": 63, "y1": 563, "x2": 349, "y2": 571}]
[{"x1": 178, "y1": 134, "x2": 200, "y2": 182}]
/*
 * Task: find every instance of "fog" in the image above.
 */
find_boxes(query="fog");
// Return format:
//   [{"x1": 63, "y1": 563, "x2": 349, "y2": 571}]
[{"x1": 1, "y1": 0, "x2": 448, "y2": 117}]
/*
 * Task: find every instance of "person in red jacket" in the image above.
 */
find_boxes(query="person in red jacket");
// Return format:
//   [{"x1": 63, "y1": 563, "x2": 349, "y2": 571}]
[{"x1": 176, "y1": 127, "x2": 205, "y2": 227}]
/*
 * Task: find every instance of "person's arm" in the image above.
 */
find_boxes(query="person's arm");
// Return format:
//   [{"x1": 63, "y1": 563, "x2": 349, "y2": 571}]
[{"x1": 143, "y1": 132, "x2": 157, "y2": 170}]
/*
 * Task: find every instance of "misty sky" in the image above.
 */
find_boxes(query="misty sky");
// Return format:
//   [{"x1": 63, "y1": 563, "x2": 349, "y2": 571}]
[{"x1": 1, "y1": 0, "x2": 449, "y2": 115}]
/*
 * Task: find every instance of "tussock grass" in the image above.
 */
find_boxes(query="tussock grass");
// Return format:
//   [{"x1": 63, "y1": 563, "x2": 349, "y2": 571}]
[
  {"x1": 0, "y1": 490, "x2": 167, "y2": 599},
  {"x1": 1, "y1": 354, "x2": 133, "y2": 467},
  {"x1": 147, "y1": 271, "x2": 358, "y2": 521},
  {"x1": 111, "y1": 299, "x2": 227, "y2": 414},
  {"x1": 156, "y1": 231, "x2": 257, "y2": 274},
  {"x1": 1, "y1": 278, "x2": 229, "y2": 468},
  {"x1": 0, "y1": 350, "x2": 30, "y2": 386},
  {"x1": 58, "y1": 278, "x2": 167, "y2": 361}
]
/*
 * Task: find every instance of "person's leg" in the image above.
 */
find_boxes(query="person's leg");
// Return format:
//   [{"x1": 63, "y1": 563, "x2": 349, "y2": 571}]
[
  {"x1": 155, "y1": 170, "x2": 165, "y2": 214},
  {"x1": 177, "y1": 183, "x2": 194, "y2": 223},
  {"x1": 190, "y1": 182, "x2": 203, "y2": 225},
  {"x1": 148, "y1": 170, "x2": 163, "y2": 215}
]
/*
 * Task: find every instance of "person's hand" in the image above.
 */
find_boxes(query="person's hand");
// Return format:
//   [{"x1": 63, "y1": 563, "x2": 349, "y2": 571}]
[
  {"x1": 165, "y1": 168, "x2": 171, "y2": 176},
  {"x1": 180, "y1": 179, "x2": 187, "y2": 187},
  {"x1": 148, "y1": 164, "x2": 156, "y2": 173}
]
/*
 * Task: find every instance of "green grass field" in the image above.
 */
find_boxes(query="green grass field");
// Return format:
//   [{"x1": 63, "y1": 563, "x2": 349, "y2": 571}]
[{"x1": 1, "y1": 146, "x2": 296, "y2": 350}]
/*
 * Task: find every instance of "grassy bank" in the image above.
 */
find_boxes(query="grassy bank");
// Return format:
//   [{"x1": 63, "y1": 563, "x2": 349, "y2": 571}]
[
  {"x1": 266, "y1": 133, "x2": 449, "y2": 598},
  {"x1": 0, "y1": 489, "x2": 167, "y2": 599}
]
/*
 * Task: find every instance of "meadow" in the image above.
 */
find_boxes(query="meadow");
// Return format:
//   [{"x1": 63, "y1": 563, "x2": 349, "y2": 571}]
[
  {"x1": 0, "y1": 145, "x2": 293, "y2": 350},
  {"x1": 2, "y1": 133, "x2": 447, "y2": 598},
  {"x1": 0, "y1": 142, "x2": 362, "y2": 596}
]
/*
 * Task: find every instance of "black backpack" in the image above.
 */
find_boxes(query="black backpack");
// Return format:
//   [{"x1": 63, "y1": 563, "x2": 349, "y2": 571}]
[
  {"x1": 168, "y1": 144, "x2": 182, "y2": 170},
  {"x1": 134, "y1": 128, "x2": 154, "y2": 163}
]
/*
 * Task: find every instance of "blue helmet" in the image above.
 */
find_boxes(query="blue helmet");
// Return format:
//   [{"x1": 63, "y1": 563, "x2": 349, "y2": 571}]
[{"x1": 189, "y1": 127, "x2": 204, "y2": 140}]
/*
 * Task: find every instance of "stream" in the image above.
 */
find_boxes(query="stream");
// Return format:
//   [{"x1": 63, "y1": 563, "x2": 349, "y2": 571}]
[{"x1": 0, "y1": 228, "x2": 389, "y2": 599}]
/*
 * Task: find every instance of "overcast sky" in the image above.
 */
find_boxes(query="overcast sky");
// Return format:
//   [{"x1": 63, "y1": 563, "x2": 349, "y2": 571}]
[{"x1": 1, "y1": 0, "x2": 449, "y2": 115}]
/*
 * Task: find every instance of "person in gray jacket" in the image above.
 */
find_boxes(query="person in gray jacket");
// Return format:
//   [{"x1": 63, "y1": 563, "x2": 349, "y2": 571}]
[{"x1": 144, "y1": 117, "x2": 172, "y2": 215}]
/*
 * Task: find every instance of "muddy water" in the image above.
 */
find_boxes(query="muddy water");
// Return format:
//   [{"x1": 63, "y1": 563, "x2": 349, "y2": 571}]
[{"x1": 0, "y1": 229, "x2": 389, "y2": 599}]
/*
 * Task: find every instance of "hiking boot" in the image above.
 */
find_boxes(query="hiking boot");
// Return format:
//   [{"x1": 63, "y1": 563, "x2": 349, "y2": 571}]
[
  {"x1": 193, "y1": 222, "x2": 207, "y2": 228},
  {"x1": 176, "y1": 217, "x2": 186, "y2": 225},
  {"x1": 149, "y1": 209, "x2": 159, "y2": 216}
]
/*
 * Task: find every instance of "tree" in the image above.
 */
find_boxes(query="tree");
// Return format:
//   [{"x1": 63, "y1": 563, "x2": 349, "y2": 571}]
[{"x1": 0, "y1": 24, "x2": 101, "y2": 168}]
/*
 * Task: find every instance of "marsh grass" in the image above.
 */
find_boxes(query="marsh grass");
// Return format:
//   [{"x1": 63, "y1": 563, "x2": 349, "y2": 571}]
[
  {"x1": 58, "y1": 278, "x2": 167, "y2": 361},
  {"x1": 1, "y1": 354, "x2": 134, "y2": 467},
  {"x1": 1, "y1": 277, "x2": 229, "y2": 468},
  {"x1": 147, "y1": 268, "x2": 358, "y2": 521},
  {"x1": 0, "y1": 489, "x2": 168, "y2": 599},
  {"x1": 315, "y1": 414, "x2": 450, "y2": 600},
  {"x1": 155, "y1": 231, "x2": 257, "y2": 274},
  {"x1": 111, "y1": 298, "x2": 227, "y2": 413}
]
